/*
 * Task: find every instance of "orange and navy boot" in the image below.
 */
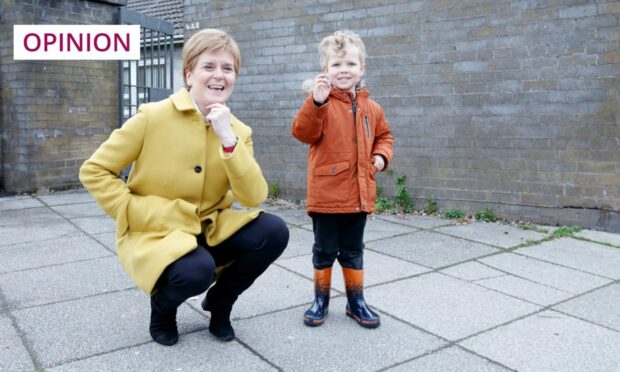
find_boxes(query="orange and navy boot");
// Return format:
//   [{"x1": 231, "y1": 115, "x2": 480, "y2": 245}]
[
  {"x1": 303, "y1": 267, "x2": 332, "y2": 326},
  {"x1": 343, "y1": 268, "x2": 380, "y2": 328}
]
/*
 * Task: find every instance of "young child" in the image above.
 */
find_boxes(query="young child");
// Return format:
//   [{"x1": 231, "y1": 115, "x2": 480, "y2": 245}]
[{"x1": 291, "y1": 30, "x2": 394, "y2": 328}]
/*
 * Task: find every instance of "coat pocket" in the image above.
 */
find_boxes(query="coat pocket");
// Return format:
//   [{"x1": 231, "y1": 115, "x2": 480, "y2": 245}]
[
  {"x1": 313, "y1": 161, "x2": 350, "y2": 204},
  {"x1": 127, "y1": 195, "x2": 199, "y2": 234}
]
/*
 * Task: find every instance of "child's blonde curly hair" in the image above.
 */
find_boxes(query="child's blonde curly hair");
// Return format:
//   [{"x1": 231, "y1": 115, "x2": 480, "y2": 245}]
[{"x1": 319, "y1": 30, "x2": 366, "y2": 69}]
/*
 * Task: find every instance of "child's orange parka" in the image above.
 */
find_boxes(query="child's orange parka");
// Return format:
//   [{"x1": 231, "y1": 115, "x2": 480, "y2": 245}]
[{"x1": 292, "y1": 87, "x2": 394, "y2": 214}]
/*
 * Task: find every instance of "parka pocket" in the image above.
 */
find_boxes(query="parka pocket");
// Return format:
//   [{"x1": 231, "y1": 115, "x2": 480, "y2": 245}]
[
  {"x1": 369, "y1": 160, "x2": 379, "y2": 178},
  {"x1": 315, "y1": 161, "x2": 349, "y2": 176},
  {"x1": 313, "y1": 161, "x2": 350, "y2": 204},
  {"x1": 368, "y1": 159, "x2": 378, "y2": 203}
]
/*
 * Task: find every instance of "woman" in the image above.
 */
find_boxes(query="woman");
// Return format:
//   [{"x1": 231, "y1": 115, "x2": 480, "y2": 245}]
[{"x1": 79, "y1": 29, "x2": 288, "y2": 346}]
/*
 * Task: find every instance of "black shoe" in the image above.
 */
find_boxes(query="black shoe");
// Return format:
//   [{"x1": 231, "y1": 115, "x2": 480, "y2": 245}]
[
  {"x1": 208, "y1": 318, "x2": 235, "y2": 342},
  {"x1": 200, "y1": 293, "x2": 210, "y2": 311},
  {"x1": 150, "y1": 323, "x2": 179, "y2": 346},
  {"x1": 202, "y1": 289, "x2": 235, "y2": 341},
  {"x1": 150, "y1": 298, "x2": 179, "y2": 346}
]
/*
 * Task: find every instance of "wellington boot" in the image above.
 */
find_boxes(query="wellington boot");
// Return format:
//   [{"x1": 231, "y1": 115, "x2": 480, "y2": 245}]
[
  {"x1": 303, "y1": 267, "x2": 332, "y2": 326},
  {"x1": 343, "y1": 268, "x2": 380, "y2": 329}
]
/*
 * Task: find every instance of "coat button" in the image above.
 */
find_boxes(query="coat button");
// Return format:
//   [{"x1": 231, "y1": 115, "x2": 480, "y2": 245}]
[
  {"x1": 194, "y1": 165, "x2": 202, "y2": 173},
  {"x1": 331, "y1": 167, "x2": 337, "y2": 173}
]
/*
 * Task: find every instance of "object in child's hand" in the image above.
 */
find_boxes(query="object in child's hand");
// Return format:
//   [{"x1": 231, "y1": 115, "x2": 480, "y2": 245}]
[{"x1": 302, "y1": 78, "x2": 314, "y2": 94}]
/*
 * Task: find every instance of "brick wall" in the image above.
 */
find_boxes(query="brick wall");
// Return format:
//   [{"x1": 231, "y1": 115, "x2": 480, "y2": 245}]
[
  {"x1": 186, "y1": 0, "x2": 620, "y2": 231},
  {"x1": 0, "y1": 0, "x2": 124, "y2": 193}
]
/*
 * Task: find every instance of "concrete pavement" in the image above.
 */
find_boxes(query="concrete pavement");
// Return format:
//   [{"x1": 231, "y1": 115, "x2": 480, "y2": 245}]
[{"x1": 1, "y1": 189, "x2": 619, "y2": 371}]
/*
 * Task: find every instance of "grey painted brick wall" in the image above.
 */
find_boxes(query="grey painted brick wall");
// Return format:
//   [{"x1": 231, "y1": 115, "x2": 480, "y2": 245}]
[
  {"x1": 0, "y1": 0, "x2": 122, "y2": 193},
  {"x1": 186, "y1": 0, "x2": 620, "y2": 231}
]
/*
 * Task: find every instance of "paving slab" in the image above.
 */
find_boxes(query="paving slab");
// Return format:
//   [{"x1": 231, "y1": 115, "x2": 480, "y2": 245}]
[
  {"x1": 440, "y1": 261, "x2": 505, "y2": 281},
  {"x1": 234, "y1": 297, "x2": 446, "y2": 371},
  {"x1": 278, "y1": 226, "x2": 314, "y2": 259},
  {"x1": 364, "y1": 216, "x2": 417, "y2": 242},
  {"x1": 0, "y1": 235, "x2": 112, "y2": 274},
  {"x1": 473, "y1": 274, "x2": 574, "y2": 306},
  {"x1": 479, "y1": 253, "x2": 611, "y2": 294},
  {"x1": 71, "y1": 215, "x2": 116, "y2": 234},
  {"x1": 442, "y1": 261, "x2": 573, "y2": 306},
  {"x1": 366, "y1": 273, "x2": 539, "y2": 340},
  {"x1": 90, "y1": 232, "x2": 116, "y2": 252},
  {"x1": 1, "y1": 256, "x2": 134, "y2": 309},
  {"x1": 298, "y1": 223, "x2": 313, "y2": 231},
  {"x1": 575, "y1": 229, "x2": 620, "y2": 247},
  {"x1": 375, "y1": 213, "x2": 451, "y2": 229},
  {"x1": 277, "y1": 250, "x2": 430, "y2": 293},
  {"x1": 0, "y1": 316, "x2": 35, "y2": 372},
  {"x1": 436, "y1": 222, "x2": 549, "y2": 248},
  {"x1": 387, "y1": 346, "x2": 511, "y2": 371},
  {"x1": 50, "y1": 202, "x2": 106, "y2": 219},
  {"x1": 12, "y1": 289, "x2": 208, "y2": 368},
  {"x1": 187, "y1": 264, "x2": 324, "y2": 320},
  {"x1": 37, "y1": 191, "x2": 95, "y2": 206},
  {"x1": 516, "y1": 237, "x2": 620, "y2": 279},
  {"x1": 47, "y1": 331, "x2": 276, "y2": 372},
  {"x1": 0, "y1": 195, "x2": 44, "y2": 211},
  {"x1": 372, "y1": 231, "x2": 499, "y2": 269},
  {"x1": 554, "y1": 283, "x2": 620, "y2": 331},
  {"x1": 272, "y1": 208, "x2": 311, "y2": 226},
  {"x1": 460, "y1": 310, "x2": 620, "y2": 372},
  {"x1": 0, "y1": 208, "x2": 81, "y2": 247}
]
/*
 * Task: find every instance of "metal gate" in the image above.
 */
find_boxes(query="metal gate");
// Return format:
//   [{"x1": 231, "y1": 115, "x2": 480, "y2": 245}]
[{"x1": 118, "y1": 8, "x2": 174, "y2": 126}]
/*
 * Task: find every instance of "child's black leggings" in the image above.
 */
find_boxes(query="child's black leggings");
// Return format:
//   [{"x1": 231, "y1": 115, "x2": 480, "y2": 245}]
[{"x1": 311, "y1": 212, "x2": 367, "y2": 270}]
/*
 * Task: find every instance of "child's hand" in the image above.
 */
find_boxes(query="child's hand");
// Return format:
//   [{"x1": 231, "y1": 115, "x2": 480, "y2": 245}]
[
  {"x1": 312, "y1": 73, "x2": 331, "y2": 104},
  {"x1": 373, "y1": 155, "x2": 385, "y2": 172}
]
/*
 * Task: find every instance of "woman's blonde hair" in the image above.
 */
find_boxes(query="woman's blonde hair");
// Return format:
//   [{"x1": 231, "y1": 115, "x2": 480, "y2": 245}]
[
  {"x1": 318, "y1": 30, "x2": 366, "y2": 68},
  {"x1": 182, "y1": 29, "x2": 241, "y2": 88}
]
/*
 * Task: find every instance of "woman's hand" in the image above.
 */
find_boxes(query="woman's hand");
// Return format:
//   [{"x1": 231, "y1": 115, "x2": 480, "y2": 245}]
[
  {"x1": 312, "y1": 73, "x2": 331, "y2": 105},
  {"x1": 373, "y1": 154, "x2": 385, "y2": 172},
  {"x1": 206, "y1": 103, "x2": 237, "y2": 147}
]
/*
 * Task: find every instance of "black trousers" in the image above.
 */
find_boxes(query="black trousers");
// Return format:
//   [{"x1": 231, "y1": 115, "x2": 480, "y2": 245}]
[
  {"x1": 152, "y1": 212, "x2": 289, "y2": 313},
  {"x1": 311, "y1": 212, "x2": 367, "y2": 270}
]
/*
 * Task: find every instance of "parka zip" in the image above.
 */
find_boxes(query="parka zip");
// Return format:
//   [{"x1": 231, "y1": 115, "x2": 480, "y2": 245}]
[
  {"x1": 364, "y1": 116, "x2": 370, "y2": 138},
  {"x1": 352, "y1": 98, "x2": 357, "y2": 129},
  {"x1": 351, "y1": 96, "x2": 364, "y2": 211}
]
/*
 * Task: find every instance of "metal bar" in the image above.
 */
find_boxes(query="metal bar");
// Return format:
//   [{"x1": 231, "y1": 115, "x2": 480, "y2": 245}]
[
  {"x1": 155, "y1": 31, "x2": 160, "y2": 88},
  {"x1": 142, "y1": 27, "x2": 147, "y2": 98},
  {"x1": 163, "y1": 33, "x2": 167, "y2": 89},
  {"x1": 128, "y1": 60, "x2": 133, "y2": 121},
  {"x1": 150, "y1": 29, "x2": 154, "y2": 90},
  {"x1": 118, "y1": 59, "x2": 123, "y2": 126},
  {"x1": 169, "y1": 35, "x2": 174, "y2": 90}
]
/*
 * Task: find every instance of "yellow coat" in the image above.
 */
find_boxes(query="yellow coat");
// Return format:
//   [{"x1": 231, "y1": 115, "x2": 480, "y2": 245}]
[{"x1": 79, "y1": 88, "x2": 267, "y2": 294}]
